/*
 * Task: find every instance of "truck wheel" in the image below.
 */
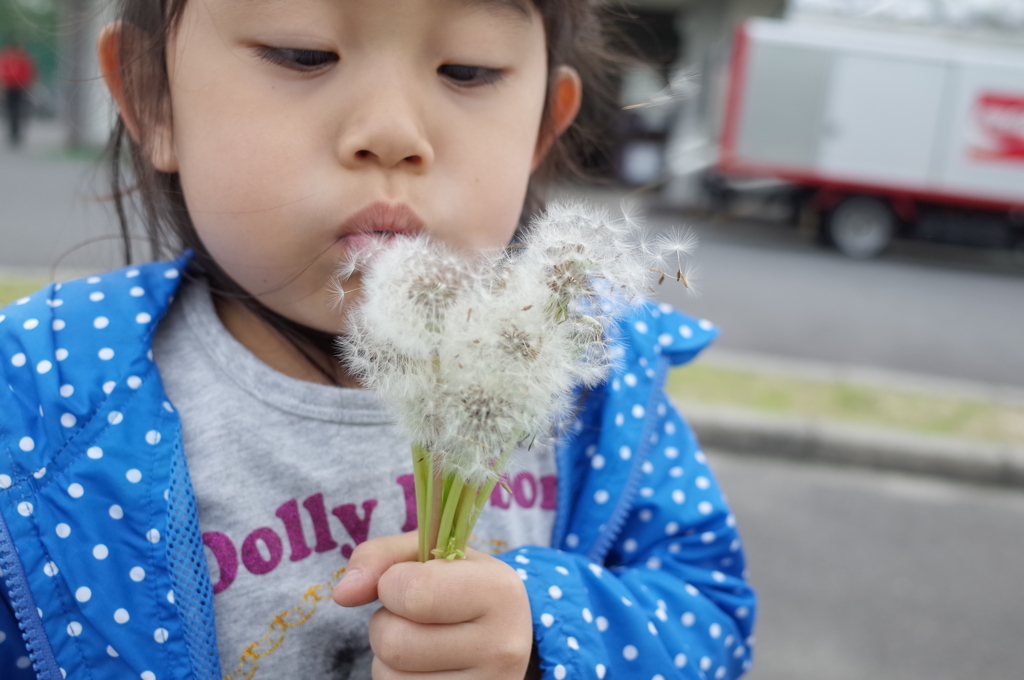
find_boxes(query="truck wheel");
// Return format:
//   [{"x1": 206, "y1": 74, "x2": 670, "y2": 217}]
[{"x1": 826, "y1": 196, "x2": 895, "y2": 259}]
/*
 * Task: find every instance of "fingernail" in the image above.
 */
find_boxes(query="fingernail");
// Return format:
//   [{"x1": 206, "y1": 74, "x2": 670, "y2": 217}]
[{"x1": 338, "y1": 568, "x2": 363, "y2": 586}]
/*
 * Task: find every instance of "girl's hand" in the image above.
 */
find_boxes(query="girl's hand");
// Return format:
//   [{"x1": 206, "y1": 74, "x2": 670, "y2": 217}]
[{"x1": 332, "y1": 532, "x2": 535, "y2": 679}]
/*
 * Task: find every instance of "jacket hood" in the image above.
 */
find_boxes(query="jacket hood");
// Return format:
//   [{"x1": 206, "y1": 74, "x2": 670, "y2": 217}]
[{"x1": 552, "y1": 299, "x2": 718, "y2": 560}]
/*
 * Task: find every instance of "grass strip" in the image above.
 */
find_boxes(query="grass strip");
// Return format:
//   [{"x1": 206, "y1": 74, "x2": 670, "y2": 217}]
[
  {"x1": 0, "y1": 280, "x2": 47, "y2": 308},
  {"x1": 667, "y1": 363, "x2": 1024, "y2": 450}
]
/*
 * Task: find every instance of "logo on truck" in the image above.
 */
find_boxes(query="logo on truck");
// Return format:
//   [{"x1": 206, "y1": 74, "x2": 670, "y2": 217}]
[{"x1": 971, "y1": 93, "x2": 1024, "y2": 164}]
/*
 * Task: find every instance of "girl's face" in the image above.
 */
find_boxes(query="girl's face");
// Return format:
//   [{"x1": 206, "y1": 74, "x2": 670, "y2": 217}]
[{"x1": 154, "y1": 0, "x2": 569, "y2": 334}]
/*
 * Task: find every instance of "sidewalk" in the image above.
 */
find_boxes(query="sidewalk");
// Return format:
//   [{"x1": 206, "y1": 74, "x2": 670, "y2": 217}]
[
  {"x1": 0, "y1": 119, "x2": 123, "y2": 276},
  {"x1": 671, "y1": 349, "x2": 1024, "y2": 488}
]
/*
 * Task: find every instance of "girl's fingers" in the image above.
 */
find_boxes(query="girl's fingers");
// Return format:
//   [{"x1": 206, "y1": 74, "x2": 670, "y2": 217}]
[
  {"x1": 333, "y1": 531, "x2": 420, "y2": 608},
  {"x1": 376, "y1": 552, "x2": 525, "y2": 624},
  {"x1": 370, "y1": 607, "x2": 479, "y2": 672},
  {"x1": 365, "y1": 550, "x2": 534, "y2": 677},
  {"x1": 370, "y1": 655, "x2": 469, "y2": 679}
]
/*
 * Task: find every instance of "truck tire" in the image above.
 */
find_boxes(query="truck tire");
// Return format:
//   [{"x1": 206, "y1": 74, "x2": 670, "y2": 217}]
[{"x1": 826, "y1": 196, "x2": 895, "y2": 259}]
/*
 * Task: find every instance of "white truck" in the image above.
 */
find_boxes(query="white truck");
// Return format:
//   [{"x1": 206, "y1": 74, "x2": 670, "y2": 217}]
[{"x1": 715, "y1": 18, "x2": 1024, "y2": 257}]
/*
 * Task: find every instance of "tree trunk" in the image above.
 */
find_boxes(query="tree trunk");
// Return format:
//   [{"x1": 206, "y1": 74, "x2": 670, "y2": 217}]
[{"x1": 60, "y1": 0, "x2": 92, "y2": 149}]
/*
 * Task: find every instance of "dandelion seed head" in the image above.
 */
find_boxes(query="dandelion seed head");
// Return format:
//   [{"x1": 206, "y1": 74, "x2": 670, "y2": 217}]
[
  {"x1": 339, "y1": 199, "x2": 698, "y2": 483},
  {"x1": 569, "y1": 314, "x2": 604, "y2": 348},
  {"x1": 406, "y1": 258, "x2": 468, "y2": 333},
  {"x1": 500, "y1": 325, "x2": 543, "y2": 361}
]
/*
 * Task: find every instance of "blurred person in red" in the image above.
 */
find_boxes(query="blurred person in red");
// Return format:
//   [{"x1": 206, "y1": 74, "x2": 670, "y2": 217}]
[{"x1": 0, "y1": 41, "x2": 36, "y2": 148}]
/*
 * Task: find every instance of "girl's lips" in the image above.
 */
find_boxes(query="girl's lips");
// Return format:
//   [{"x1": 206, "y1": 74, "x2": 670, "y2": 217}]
[{"x1": 337, "y1": 201, "x2": 425, "y2": 242}]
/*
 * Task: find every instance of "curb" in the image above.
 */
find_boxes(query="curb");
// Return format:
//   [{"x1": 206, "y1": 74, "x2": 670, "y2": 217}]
[{"x1": 679, "y1": 402, "x2": 1024, "y2": 488}]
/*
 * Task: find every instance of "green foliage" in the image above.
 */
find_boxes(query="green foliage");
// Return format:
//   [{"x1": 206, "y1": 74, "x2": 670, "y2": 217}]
[{"x1": 0, "y1": 279, "x2": 46, "y2": 307}]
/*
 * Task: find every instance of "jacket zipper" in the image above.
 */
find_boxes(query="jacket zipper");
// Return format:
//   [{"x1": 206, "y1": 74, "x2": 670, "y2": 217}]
[
  {"x1": 0, "y1": 505, "x2": 62, "y2": 680},
  {"x1": 552, "y1": 355, "x2": 672, "y2": 558}
]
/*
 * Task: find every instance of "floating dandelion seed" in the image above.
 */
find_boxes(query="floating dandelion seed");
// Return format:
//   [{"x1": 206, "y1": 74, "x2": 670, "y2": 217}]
[
  {"x1": 652, "y1": 228, "x2": 699, "y2": 288},
  {"x1": 622, "y1": 69, "x2": 700, "y2": 110},
  {"x1": 337, "y1": 199, "x2": 698, "y2": 561},
  {"x1": 658, "y1": 228, "x2": 699, "y2": 260},
  {"x1": 326, "y1": 275, "x2": 349, "y2": 311},
  {"x1": 674, "y1": 261, "x2": 701, "y2": 296}
]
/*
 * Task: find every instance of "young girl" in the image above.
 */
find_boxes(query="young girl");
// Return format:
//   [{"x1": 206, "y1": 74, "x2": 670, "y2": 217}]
[{"x1": 0, "y1": 1, "x2": 756, "y2": 679}]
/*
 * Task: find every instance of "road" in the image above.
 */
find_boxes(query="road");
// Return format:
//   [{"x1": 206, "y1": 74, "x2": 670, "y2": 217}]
[
  {"x1": 712, "y1": 451, "x2": 1024, "y2": 680},
  {"x1": 648, "y1": 211, "x2": 1024, "y2": 390}
]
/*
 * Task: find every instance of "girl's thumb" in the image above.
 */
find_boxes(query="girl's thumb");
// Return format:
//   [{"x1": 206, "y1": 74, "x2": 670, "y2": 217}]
[{"x1": 332, "y1": 531, "x2": 419, "y2": 607}]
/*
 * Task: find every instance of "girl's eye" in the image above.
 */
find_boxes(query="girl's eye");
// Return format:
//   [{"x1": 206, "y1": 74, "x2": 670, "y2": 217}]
[
  {"x1": 256, "y1": 47, "x2": 339, "y2": 71},
  {"x1": 438, "y1": 64, "x2": 504, "y2": 87}
]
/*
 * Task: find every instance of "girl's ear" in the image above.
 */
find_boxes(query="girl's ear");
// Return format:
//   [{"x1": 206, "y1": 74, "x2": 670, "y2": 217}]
[
  {"x1": 97, "y1": 22, "x2": 179, "y2": 173},
  {"x1": 533, "y1": 65, "x2": 583, "y2": 171}
]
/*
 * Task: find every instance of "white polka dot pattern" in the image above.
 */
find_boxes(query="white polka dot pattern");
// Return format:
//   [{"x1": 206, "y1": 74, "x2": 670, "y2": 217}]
[
  {"x1": 3, "y1": 270, "x2": 750, "y2": 680},
  {"x1": 0, "y1": 258, "x2": 194, "y2": 680},
  {"x1": 492, "y1": 302, "x2": 751, "y2": 679}
]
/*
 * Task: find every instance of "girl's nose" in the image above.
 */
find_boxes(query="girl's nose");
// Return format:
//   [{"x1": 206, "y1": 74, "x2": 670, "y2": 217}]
[{"x1": 336, "y1": 79, "x2": 435, "y2": 172}]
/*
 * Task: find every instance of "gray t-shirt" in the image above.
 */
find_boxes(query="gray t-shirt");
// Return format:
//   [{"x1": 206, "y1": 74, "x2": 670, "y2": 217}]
[{"x1": 153, "y1": 279, "x2": 556, "y2": 679}]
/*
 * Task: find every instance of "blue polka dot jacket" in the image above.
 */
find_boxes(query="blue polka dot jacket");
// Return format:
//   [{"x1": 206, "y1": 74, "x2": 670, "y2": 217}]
[{"x1": 0, "y1": 255, "x2": 756, "y2": 680}]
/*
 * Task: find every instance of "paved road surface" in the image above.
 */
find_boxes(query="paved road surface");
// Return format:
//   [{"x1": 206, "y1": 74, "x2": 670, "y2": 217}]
[
  {"x1": 650, "y1": 212, "x2": 1024, "y2": 390},
  {"x1": 712, "y1": 451, "x2": 1024, "y2": 680}
]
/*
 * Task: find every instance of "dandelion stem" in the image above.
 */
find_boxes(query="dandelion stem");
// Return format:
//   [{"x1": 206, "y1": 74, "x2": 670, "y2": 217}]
[
  {"x1": 412, "y1": 443, "x2": 430, "y2": 563},
  {"x1": 433, "y1": 475, "x2": 465, "y2": 560},
  {"x1": 470, "y1": 480, "x2": 495, "y2": 531},
  {"x1": 426, "y1": 458, "x2": 443, "y2": 563},
  {"x1": 451, "y1": 480, "x2": 478, "y2": 556},
  {"x1": 468, "y1": 439, "x2": 519, "y2": 530}
]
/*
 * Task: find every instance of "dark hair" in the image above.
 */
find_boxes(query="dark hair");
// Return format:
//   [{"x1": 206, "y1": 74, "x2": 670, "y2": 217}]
[{"x1": 107, "y1": 0, "x2": 620, "y2": 383}]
